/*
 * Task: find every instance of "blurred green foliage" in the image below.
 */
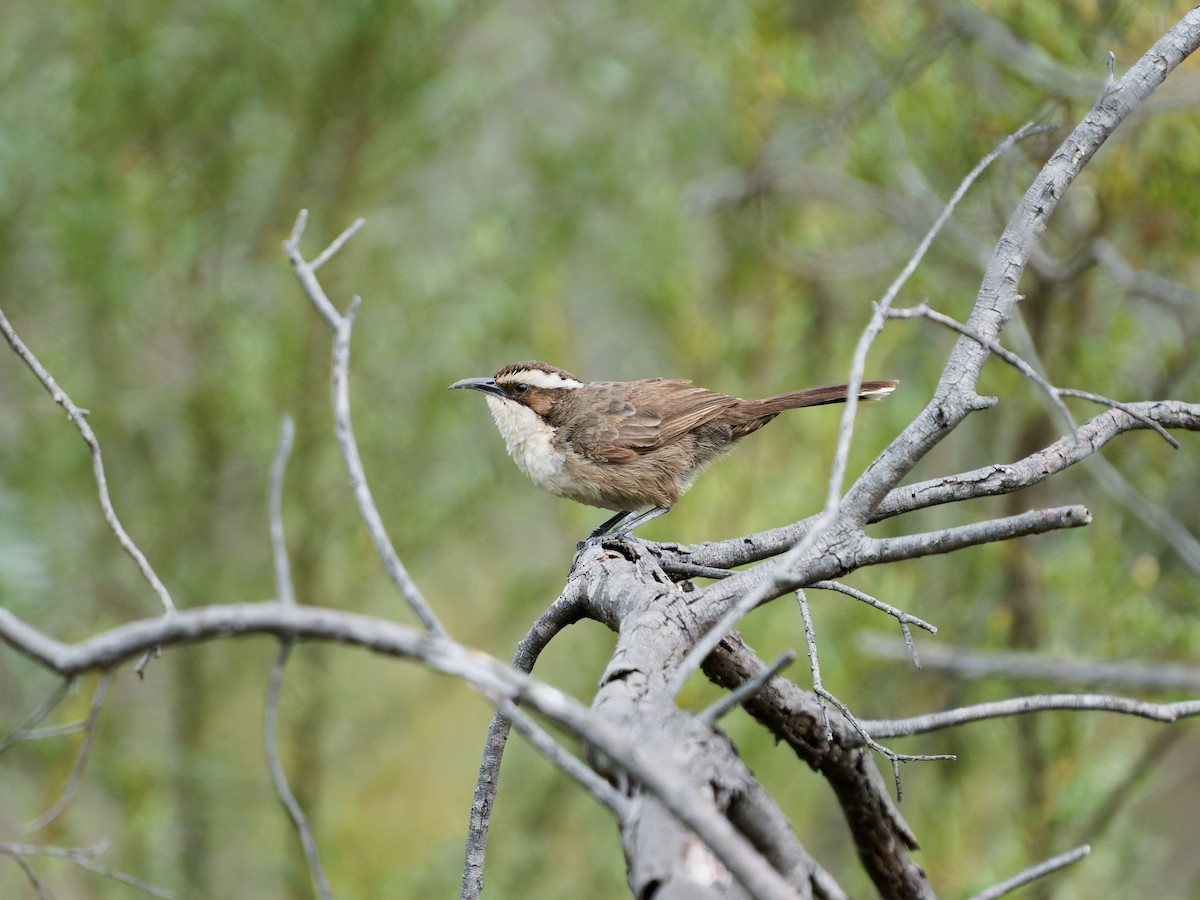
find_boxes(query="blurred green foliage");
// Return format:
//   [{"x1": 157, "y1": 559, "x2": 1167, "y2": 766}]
[{"x1": 1, "y1": 0, "x2": 1198, "y2": 896}]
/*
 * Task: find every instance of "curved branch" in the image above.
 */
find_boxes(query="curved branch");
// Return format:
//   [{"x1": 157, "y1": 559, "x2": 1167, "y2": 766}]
[
  {"x1": 284, "y1": 212, "x2": 446, "y2": 637},
  {"x1": 0, "y1": 308, "x2": 175, "y2": 616},
  {"x1": 461, "y1": 585, "x2": 590, "y2": 900},
  {"x1": 842, "y1": 7, "x2": 1200, "y2": 518},
  {"x1": 0, "y1": 602, "x2": 798, "y2": 900}
]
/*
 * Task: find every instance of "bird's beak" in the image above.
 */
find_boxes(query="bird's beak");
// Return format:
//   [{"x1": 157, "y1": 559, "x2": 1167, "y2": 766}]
[{"x1": 448, "y1": 376, "x2": 506, "y2": 398}]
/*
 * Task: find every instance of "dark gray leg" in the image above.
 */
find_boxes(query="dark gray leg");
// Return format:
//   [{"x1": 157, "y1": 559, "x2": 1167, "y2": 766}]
[{"x1": 588, "y1": 510, "x2": 634, "y2": 539}]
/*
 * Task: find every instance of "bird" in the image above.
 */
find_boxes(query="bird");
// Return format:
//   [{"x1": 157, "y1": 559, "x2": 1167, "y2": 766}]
[{"x1": 450, "y1": 360, "x2": 897, "y2": 541}]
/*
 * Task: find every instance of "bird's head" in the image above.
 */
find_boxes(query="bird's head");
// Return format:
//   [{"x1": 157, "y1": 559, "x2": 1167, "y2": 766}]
[{"x1": 449, "y1": 360, "x2": 583, "y2": 419}]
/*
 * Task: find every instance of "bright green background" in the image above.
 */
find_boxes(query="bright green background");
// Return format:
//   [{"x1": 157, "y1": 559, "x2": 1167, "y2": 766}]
[{"x1": 1, "y1": 1, "x2": 1199, "y2": 897}]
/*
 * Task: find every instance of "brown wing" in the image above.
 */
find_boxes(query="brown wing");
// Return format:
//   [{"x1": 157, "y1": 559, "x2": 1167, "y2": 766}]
[{"x1": 566, "y1": 379, "x2": 739, "y2": 463}]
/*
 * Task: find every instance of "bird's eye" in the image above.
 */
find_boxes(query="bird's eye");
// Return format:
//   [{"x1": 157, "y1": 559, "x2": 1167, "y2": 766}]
[{"x1": 513, "y1": 382, "x2": 529, "y2": 394}]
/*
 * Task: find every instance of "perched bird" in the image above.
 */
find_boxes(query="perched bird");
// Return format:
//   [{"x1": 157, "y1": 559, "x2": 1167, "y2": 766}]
[{"x1": 450, "y1": 360, "x2": 897, "y2": 541}]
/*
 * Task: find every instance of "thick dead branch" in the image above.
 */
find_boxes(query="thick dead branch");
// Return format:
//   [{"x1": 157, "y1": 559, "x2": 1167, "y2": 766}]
[{"x1": 702, "y1": 633, "x2": 930, "y2": 900}]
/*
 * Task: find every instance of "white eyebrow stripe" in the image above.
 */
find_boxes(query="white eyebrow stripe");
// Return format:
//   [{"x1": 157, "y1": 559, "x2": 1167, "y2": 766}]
[{"x1": 504, "y1": 369, "x2": 583, "y2": 390}]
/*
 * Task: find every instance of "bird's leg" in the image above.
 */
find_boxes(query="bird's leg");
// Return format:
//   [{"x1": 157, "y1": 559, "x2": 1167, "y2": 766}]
[
  {"x1": 579, "y1": 508, "x2": 671, "y2": 551},
  {"x1": 606, "y1": 506, "x2": 670, "y2": 540},
  {"x1": 588, "y1": 510, "x2": 635, "y2": 539}
]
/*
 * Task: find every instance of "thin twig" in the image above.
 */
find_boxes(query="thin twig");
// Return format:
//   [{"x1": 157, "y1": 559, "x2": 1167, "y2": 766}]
[
  {"x1": 462, "y1": 587, "x2": 588, "y2": 900},
  {"x1": 861, "y1": 505, "x2": 1092, "y2": 565},
  {"x1": 668, "y1": 124, "x2": 1047, "y2": 698},
  {"x1": 888, "y1": 302, "x2": 1178, "y2": 447},
  {"x1": 0, "y1": 840, "x2": 175, "y2": 898},
  {"x1": 311, "y1": 218, "x2": 366, "y2": 272},
  {"x1": 860, "y1": 694, "x2": 1200, "y2": 738},
  {"x1": 967, "y1": 844, "x2": 1091, "y2": 900},
  {"x1": 25, "y1": 670, "x2": 113, "y2": 832},
  {"x1": 262, "y1": 413, "x2": 331, "y2": 897},
  {"x1": 0, "y1": 308, "x2": 176, "y2": 616},
  {"x1": 828, "y1": 122, "x2": 1053, "y2": 511},
  {"x1": 331, "y1": 300, "x2": 446, "y2": 635},
  {"x1": 7, "y1": 850, "x2": 47, "y2": 899},
  {"x1": 269, "y1": 415, "x2": 297, "y2": 607},
  {"x1": 0, "y1": 678, "x2": 74, "y2": 754},
  {"x1": 490, "y1": 693, "x2": 628, "y2": 817},
  {"x1": 283, "y1": 212, "x2": 445, "y2": 635},
  {"x1": 814, "y1": 687, "x2": 956, "y2": 802},
  {"x1": 797, "y1": 591, "x2": 831, "y2": 741},
  {"x1": 283, "y1": 210, "x2": 354, "y2": 330},
  {"x1": 811, "y1": 580, "x2": 935, "y2": 669},
  {"x1": 1007, "y1": 310, "x2": 1200, "y2": 575},
  {"x1": 698, "y1": 650, "x2": 796, "y2": 725},
  {"x1": 264, "y1": 643, "x2": 332, "y2": 900}
]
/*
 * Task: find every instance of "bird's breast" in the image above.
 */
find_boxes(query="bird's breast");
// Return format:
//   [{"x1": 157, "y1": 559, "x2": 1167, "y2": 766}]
[{"x1": 485, "y1": 397, "x2": 573, "y2": 495}]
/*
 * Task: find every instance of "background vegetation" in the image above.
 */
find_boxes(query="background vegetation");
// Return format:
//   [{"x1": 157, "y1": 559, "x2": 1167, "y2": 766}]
[{"x1": 1, "y1": 0, "x2": 1197, "y2": 896}]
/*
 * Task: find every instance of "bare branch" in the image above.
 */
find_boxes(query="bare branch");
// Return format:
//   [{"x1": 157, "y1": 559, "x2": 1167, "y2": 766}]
[
  {"x1": 887, "y1": 302, "x2": 1179, "y2": 446},
  {"x1": 861, "y1": 695, "x2": 1200, "y2": 739},
  {"x1": 0, "y1": 679, "x2": 74, "y2": 754},
  {"x1": 728, "y1": 780, "x2": 841, "y2": 899},
  {"x1": 0, "y1": 308, "x2": 175, "y2": 616},
  {"x1": 7, "y1": 850, "x2": 48, "y2": 899},
  {"x1": 812, "y1": 581, "x2": 934, "y2": 669},
  {"x1": 282, "y1": 210, "x2": 358, "y2": 329},
  {"x1": 871, "y1": 402, "x2": 1200, "y2": 522},
  {"x1": 269, "y1": 416, "x2": 297, "y2": 607},
  {"x1": 463, "y1": 587, "x2": 590, "y2": 900},
  {"x1": 843, "y1": 8, "x2": 1200, "y2": 520},
  {"x1": 814, "y1": 687, "x2": 955, "y2": 801},
  {"x1": 0, "y1": 840, "x2": 175, "y2": 898},
  {"x1": 0, "y1": 601, "x2": 796, "y2": 900},
  {"x1": 967, "y1": 844, "x2": 1091, "y2": 900},
  {"x1": 860, "y1": 634, "x2": 1200, "y2": 693},
  {"x1": 797, "y1": 590, "x2": 832, "y2": 741},
  {"x1": 488, "y1": 693, "x2": 628, "y2": 818},
  {"x1": 698, "y1": 650, "x2": 796, "y2": 726},
  {"x1": 831, "y1": 122, "x2": 1052, "y2": 517},
  {"x1": 702, "y1": 634, "x2": 928, "y2": 896},
  {"x1": 860, "y1": 506, "x2": 1091, "y2": 566},
  {"x1": 283, "y1": 212, "x2": 446, "y2": 635},
  {"x1": 669, "y1": 502, "x2": 1086, "y2": 699},
  {"x1": 263, "y1": 644, "x2": 331, "y2": 899},
  {"x1": 263, "y1": 412, "x2": 331, "y2": 895},
  {"x1": 331, "y1": 301, "x2": 446, "y2": 635},
  {"x1": 661, "y1": 399, "x2": 1199, "y2": 577}
]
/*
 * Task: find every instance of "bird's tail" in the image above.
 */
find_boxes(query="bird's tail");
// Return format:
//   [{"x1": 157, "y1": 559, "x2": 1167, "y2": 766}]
[{"x1": 741, "y1": 380, "x2": 899, "y2": 417}]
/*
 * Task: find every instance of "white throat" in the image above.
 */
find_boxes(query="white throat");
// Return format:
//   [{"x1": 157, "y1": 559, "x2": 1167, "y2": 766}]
[{"x1": 485, "y1": 396, "x2": 572, "y2": 497}]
